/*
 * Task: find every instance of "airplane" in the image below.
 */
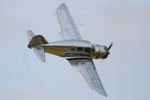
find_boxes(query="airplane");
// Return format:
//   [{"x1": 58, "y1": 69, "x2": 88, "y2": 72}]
[{"x1": 27, "y1": 3, "x2": 112, "y2": 97}]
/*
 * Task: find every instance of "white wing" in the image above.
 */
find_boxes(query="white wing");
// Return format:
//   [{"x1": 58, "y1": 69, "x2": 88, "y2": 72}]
[
  {"x1": 68, "y1": 59, "x2": 107, "y2": 97},
  {"x1": 56, "y1": 3, "x2": 82, "y2": 40}
]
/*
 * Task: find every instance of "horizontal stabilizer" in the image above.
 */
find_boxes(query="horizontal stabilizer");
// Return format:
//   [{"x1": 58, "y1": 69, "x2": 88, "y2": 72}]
[
  {"x1": 27, "y1": 30, "x2": 35, "y2": 41},
  {"x1": 33, "y1": 46, "x2": 46, "y2": 62}
]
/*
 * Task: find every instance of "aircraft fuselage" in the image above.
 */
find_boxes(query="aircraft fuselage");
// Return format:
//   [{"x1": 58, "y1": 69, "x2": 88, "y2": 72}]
[{"x1": 40, "y1": 40, "x2": 109, "y2": 59}]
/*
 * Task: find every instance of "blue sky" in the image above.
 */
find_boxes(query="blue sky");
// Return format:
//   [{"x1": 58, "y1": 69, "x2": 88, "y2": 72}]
[{"x1": 0, "y1": 0, "x2": 150, "y2": 100}]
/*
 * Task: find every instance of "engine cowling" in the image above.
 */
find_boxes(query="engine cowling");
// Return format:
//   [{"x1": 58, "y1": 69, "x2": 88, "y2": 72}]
[{"x1": 90, "y1": 44, "x2": 109, "y2": 59}]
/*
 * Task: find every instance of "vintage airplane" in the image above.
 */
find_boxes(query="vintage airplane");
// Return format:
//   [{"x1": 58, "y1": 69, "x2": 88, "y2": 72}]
[{"x1": 27, "y1": 3, "x2": 112, "y2": 97}]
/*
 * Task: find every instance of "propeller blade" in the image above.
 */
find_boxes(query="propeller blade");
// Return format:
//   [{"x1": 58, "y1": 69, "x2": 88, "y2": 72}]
[{"x1": 108, "y1": 43, "x2": 113, "y2": 50}]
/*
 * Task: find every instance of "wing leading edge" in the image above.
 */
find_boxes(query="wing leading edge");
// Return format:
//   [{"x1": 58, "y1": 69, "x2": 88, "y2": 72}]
[
  {"x1": 68, "y1": 59, "x2": 107, "y2": 97},
  {"x1": 56, "y1": 3, "x2": 82, "y2": 40}
]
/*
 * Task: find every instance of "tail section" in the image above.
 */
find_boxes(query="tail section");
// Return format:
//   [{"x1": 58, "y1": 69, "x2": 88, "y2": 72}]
[
  {"x1": 33, "y1": 46, "x2": 46, "y2": 62},
  {"x1": 27, "y1": 30, "x2": 48, "y2": 62},
  {"x1": 27, "y1": 30, "x2": 35, "y2": 41}
]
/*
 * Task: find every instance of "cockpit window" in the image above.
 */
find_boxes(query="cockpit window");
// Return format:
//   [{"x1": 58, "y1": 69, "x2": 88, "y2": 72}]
[
  {"x1": 71, "y1": 48, "x2": 75, "y2": 51},
  {"x1": 85, "y1": 48, "x2": 90, "y2": 52},
  {"x1": 92, "y1": 45, "x2": 95, "y2": 52},
  {"x1": 92, "y1": 49, "x2": 95, "y2": 52},
  {"x1": 77, "y1": 47, "x2": 82, "y2": 51},
  {"x1": 92, "y1": 47, "x2": 95, "y2": 52}
]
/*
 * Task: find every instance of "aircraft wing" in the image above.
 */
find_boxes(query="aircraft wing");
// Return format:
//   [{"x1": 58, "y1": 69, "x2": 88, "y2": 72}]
[
  {"x1": 68, "y1": 59, "x2": 107, "y2": 97},
  {"x1": 56, "y1": 3, "x2": 82, "y2": 40}
]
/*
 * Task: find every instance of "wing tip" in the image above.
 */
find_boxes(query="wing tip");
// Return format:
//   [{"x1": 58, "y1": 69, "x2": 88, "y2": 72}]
[
  {"x1": 102, "y1": 92, "x2": 108, "y2": 97},
  {"x1": 26, "y1": 30, "x2": 35, "y2": 41},
  {"x1": 97, "y1": 89, "x2": 107, "y2": 97},
  {"x1": 57, "y1": 3, "x2": 67, "y2": 10},
  {"x1": 59, "y1": 3, "x2": 66, "y2": 7}
]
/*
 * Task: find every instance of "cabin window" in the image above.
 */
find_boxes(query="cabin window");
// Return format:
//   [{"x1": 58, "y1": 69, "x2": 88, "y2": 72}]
[
  {"x1": 92, "y1": 48, "x2": 95, "y2": 52},
  {"x1": 85, "y1": 48, "x2": 90, "y2": 52},
  {"x1": 77, "y1": 47, "x2": 83, "y2": 51},
  {"x1": 71, "y1": 48, "x2": 75, "y2": 51}
]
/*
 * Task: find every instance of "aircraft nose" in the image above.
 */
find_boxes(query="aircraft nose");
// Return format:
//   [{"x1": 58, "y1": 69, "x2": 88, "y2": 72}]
[
  {"x1": 108, "y1": 51, "x2": 110, "y2": 55},
  {"x1": 103, "y1": 51, "x2": 109, "y2": 59}
]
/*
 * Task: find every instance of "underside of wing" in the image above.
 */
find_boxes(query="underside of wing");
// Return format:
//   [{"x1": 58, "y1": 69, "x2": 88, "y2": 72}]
[
  {"x1": 68, "y1": 58, "x2": 107, "y2": 97},
  {"x1": 56, "y1": 3, "x2": 82, "y2": 40}
]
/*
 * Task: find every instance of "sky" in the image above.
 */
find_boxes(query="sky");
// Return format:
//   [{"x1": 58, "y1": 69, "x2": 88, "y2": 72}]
[{"x1": 0, "y1": 0, "x2": 150, "y2": 100}]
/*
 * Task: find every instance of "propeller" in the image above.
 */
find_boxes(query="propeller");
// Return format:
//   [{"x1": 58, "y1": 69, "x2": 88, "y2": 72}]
[{"x1": 108, "y1": 42, "x2": 113, "y2": 51}]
